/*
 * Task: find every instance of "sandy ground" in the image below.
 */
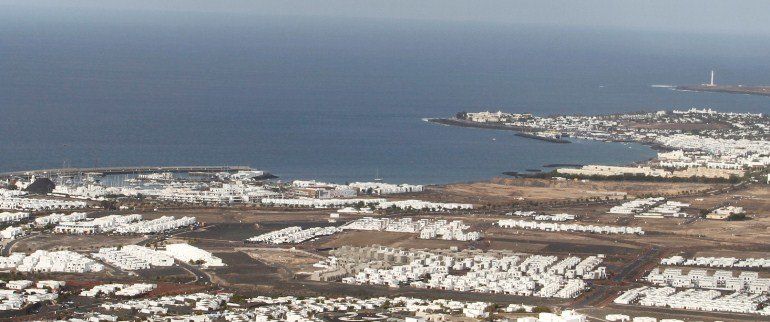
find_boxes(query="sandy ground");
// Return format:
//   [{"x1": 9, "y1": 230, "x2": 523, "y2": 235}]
[
  {"x1": 417, "y1": 178, "x2": 722, "y2": 205},
  {"x1": 13, "y1": 234, "x2": 144, "y2": 253},
  {"x1": 244, "y1": 248, "x2": 325, "y2": 274}
]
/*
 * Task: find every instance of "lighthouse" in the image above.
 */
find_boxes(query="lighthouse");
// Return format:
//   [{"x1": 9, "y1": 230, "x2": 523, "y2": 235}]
[{"x1": 709, "y1": 70, "x2": 715, "y2": 86}]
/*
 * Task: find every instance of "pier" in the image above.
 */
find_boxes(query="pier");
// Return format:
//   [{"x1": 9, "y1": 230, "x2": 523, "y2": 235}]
[{"x1": 0, "y1": 166, "x2": 253, "y2": 179}]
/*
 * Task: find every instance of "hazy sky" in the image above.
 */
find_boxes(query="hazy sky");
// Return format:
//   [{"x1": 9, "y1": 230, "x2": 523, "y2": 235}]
[{"x1": 4, "y1": 0, "x2": 770, "y2": 35}]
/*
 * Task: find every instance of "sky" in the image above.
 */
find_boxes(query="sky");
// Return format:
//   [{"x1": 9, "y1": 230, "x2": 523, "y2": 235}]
[{"x1": 3, "y1": 0, "x2": 770, "y2": 35}]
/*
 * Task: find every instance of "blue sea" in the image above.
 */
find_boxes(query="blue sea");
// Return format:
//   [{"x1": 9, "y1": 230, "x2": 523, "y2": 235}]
[{"x1": 2, "y1": 9, "x2": 770, "y2": 183}]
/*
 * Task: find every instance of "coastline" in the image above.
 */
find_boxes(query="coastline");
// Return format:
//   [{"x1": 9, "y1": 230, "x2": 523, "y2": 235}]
[
  {"x1": 425, "y1": 116, "x2": 676, "y2": 154},
  {"x1": 424, "y1": 118, "x2": 571, "y2": 143},
  {"x1": 675, "y1": 85, "x2": 770, "y2": 97},
  {"x1": 424, "y1": 113, "x2": 689, "y2": 180}
]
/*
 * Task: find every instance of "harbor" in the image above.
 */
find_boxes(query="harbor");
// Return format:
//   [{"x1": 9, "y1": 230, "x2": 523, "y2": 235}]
[{"x1": 0, "y1": 166, "x2": 256, "y2": 180}]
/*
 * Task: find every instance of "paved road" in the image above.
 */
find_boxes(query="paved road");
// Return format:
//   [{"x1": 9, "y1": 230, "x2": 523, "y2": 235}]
[
  {"x1": 176, "y1": 260, "x2": 212, "y2": 284},
  {"x1": 132, "y1": 226, "x2": 213, "y2": 284},
  {"x1": 1, "y1": 233, "x2": 37, "y2": 256},
  {"x1": 572, "y1": 284, "x2": 613, "y2": 309},
  {"x1": 134, "y1": 225, "x2": 203, "y2": 246},
  {"x1": 614, "y1": 246, "x2": 659, "y2": 283},
  {"x1": 571, "y1": 246, "x2": 660, "y2": 309}
]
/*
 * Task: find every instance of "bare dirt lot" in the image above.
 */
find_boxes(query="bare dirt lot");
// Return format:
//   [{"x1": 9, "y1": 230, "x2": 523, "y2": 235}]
[
  {"x1": 13, "y1": 234, "x2": 144, "y2": 253},
  {"x1": 419, "y1": 178, "x2": 722, "y2": 205},
  {"x1": 244, "y1": 248, "x2": 325, "y2": 275},
  {"x1": 644, "y1": 184, "x2": 770, "y2": 248},
  {"x1": 484, "y1": 182, "x2": 770, "y2": 251},
  {"x1": 143, "y1": 207, "x2": 335, "y2": 225}
]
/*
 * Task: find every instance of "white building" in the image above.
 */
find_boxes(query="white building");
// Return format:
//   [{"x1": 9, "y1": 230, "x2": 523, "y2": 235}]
[
  {"x1": 164, "y1": 243, "x2": 225, "y2": 268},
  {"x1": 92, "y1": 245, "x2": 175, "y2": 271}
]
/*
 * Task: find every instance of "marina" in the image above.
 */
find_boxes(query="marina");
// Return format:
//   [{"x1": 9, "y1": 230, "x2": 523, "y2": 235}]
[
  {"x1": 2, "y1": 1, "x2": 770, "y2": 320},
  {"x1": 0, "y1": 166, "x2": 257, "y2": 180}
]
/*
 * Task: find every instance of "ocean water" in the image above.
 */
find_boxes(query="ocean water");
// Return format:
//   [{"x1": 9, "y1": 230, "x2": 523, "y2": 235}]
[{"x1": 2, "y1": 10, "x2": 770, "y2": 184}]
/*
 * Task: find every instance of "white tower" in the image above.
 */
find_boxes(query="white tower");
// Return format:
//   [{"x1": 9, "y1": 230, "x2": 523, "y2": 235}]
[{"x1": 709, "y1": 70, "x2": 715, "y2": 86}]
